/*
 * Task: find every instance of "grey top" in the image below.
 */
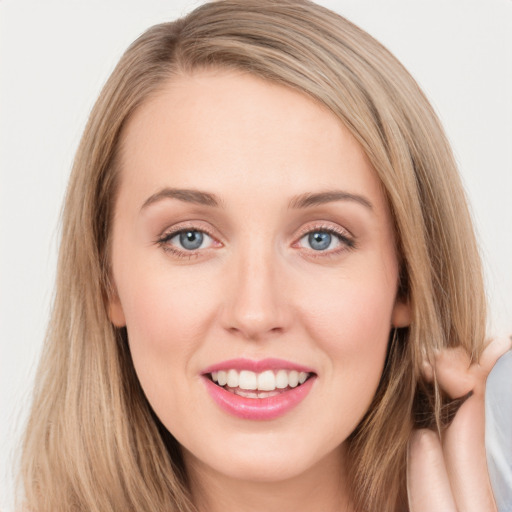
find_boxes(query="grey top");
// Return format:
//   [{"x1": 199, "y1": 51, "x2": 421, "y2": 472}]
[{"x1": 486, "y1": 350, "x2": 512, "y2": 512}]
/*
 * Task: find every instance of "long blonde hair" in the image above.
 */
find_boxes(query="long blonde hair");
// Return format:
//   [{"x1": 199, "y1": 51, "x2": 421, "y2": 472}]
[{"x1": 18, "y1": 1, "x2": 486, "y2": 511}]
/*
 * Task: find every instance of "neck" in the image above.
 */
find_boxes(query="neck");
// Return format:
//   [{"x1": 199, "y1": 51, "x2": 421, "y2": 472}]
[{"x1": 184, "y1": 446, "x2": 354, "y2": 512}]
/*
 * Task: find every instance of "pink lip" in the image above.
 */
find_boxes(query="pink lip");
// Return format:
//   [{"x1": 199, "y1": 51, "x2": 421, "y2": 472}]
[
  {"x1": 201, "y1": 357, "x2": 315, "y2": 374},
  {"x1": 201, "y1": 358, "x2": 316, "y2": 421}
]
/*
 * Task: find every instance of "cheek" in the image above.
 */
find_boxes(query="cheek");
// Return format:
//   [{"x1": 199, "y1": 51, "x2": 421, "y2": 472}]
[
  {"x1": 304, "y1": 275, "x2": 395, "y2": 433},
  {"x1": 114, "y1": 266, "x2": 218, "y2": 397},
  {"x1": 300, "y1": 266, "x2": 395, "y2": 377},
  {"x1": 305, "y1": 269, "x2": 395, "y2": 329},
  {"x1": 118, "y1": 261, "x2": 216, "y2": 341}
]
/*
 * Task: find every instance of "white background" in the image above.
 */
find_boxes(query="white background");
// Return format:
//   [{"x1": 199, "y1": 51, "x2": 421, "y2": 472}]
[{"x1": 1, "y1": 1, "x2": 511, "y2": 510}]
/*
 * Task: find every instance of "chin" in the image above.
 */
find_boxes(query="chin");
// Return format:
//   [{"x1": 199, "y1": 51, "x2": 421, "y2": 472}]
[{"x1": 181, "y1": 426, "x2": 346, "y2": 484}]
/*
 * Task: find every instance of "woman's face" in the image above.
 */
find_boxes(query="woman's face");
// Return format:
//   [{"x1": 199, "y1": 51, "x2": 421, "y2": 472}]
[{"x1": 109, "y1": 70, "x2": 410, "y2": 485}]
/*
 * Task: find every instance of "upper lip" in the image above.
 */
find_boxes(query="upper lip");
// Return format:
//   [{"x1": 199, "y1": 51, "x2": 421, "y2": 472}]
[{"x1": 201, "y1": 357, "x2": 316, "y2": 375}]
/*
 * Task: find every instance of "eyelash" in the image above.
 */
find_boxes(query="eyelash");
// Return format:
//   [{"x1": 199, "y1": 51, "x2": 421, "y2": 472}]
[
  {"x1": 156, "y1": 223, "x2": 356, "y2": 260},
  {"x1": 294, "y1": 224, "x2": 356, "y2": 258},
  {"x1": 156, "y1": 224, "x2": 219, "y2": 259}
]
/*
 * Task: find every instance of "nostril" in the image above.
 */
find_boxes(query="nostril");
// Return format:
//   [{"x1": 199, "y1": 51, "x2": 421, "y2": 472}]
[{"x1": 226, "y1": 324, "x2": 284, "y2": 340}]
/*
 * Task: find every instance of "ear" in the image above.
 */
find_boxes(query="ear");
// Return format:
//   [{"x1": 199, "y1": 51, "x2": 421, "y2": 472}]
[
  {"x1": 391, "y1": 298, "x2": 411, "y2": 328},
  {"x1": 107, "y1": 286, "x2": 126, "y2": 327}
]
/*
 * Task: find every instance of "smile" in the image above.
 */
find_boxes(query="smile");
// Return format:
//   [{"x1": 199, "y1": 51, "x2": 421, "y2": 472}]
[
  {"x1": 210, "y1": 369, "x2": 311, "y2": 398},
  {"x1": 202, "y1": 359, "x2": 316, "y2": 420}
]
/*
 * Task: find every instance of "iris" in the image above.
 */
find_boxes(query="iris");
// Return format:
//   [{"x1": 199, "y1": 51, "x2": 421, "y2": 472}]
[
  {"x1": 180, "y1": 230, "x2": 204, "y2": 250},
  {"x1": 309, "y1": 232, "x2": 331, "y2": 251}
]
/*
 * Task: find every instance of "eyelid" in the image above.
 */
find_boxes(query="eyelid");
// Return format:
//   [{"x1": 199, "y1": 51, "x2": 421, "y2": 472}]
[
  {"x1": 157, "y1": 220, "x2": 220, "y2": 241},
  {"x1": 292, "y1": 222, "x2": 356, "y2": 254},
  {"x1": 295, "y1": 221, "x2": 355, "y2": 241},
  {"x1": 294, "y1": 222, "x2": 353, "y2": 241},
  {"x1": 156, "y1": 222, "x2": 223, "y2": 257}
]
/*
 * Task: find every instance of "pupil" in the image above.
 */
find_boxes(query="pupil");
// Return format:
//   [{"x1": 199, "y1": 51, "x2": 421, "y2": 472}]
[
  {"x1": 180, "y1": 231, "x2": 203, "y2": 250},
  {"x1": 309, "y1": 232, "x2": 331, "y2": 251}
]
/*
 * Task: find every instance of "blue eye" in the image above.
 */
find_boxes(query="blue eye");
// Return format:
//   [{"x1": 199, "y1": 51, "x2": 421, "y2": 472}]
[
  {"x1": 298, "y1": 230, "x2": 346, "y2": 252},
  {"x1": 169, "y1": 230, "x2": 211, "y2": 250},
  {"x1": 308, "y1": 232, "x2": 332, "y2": 251}
]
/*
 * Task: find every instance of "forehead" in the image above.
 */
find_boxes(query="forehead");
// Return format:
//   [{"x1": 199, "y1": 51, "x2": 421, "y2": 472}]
[{"x1": 117, "y1": 69, "x2": 386, "y2": 211}]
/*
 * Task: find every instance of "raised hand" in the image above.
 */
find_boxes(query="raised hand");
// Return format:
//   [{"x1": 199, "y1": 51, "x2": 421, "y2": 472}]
[{"x1": 407, "y1": 336, "x2": 511, "y2": 511}]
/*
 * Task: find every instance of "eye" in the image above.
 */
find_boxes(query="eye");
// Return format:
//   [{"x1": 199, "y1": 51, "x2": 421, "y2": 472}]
[
  {"x1": 167, "y1": 229, "x2": 213, "y2": 251},
  {"x1": 303, "y1": 231, "x2": 338, "y2": 251},
  {"x1": 295, "y1": 226, "x2": 355, "y2": 254},
  {"x1": 157, "y1": 227, "x2": 220, "y2": 258}
]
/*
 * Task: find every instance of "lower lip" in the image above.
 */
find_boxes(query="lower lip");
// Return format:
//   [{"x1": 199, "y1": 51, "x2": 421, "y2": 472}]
[{"x1": 203, "y1": 376, "x2": 315, "y2": 420}]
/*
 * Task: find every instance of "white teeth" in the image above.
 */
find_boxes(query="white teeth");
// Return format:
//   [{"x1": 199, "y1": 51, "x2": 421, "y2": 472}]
[
  {"x1": 217, "y1": 370, "x2": 227, "y2": 386},
  {"x1": 257, "y1": 370, "x2": 276, "y2": 391},
  {"x1": 235, "y1": 389, "x2": 260, "y2": 399},
  {"x1": 210, "y1": 369, "x2": 311, "y2": 391},
  {"x1": 239, "y1": 370, "x2": 257, "y2": 390},
  {"x1": 275, "y1": 369, "x2": 289, "y2": 389},
  {"x1": 227, "y1": 369, "x2": 239, "y2": 388},
  {"x1": 288, "y1": 370, "x2": 299, "y2": 388}
]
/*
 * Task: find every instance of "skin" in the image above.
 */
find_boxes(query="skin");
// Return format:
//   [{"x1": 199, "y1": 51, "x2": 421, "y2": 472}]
[
  {"x1": 107, "y1": 69, "x2": 507, "y2": 511},
  {"x1": 407, "y1": 336, "x2": 510, "y2": 512}
]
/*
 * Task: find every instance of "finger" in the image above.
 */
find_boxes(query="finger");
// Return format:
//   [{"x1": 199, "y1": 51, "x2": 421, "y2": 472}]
[
  {"x1": 428, "y1": 336, "x2": 511, "y2": 400},
  {"x1": 423, "y1": 337, "x2": 512, "y2": 398},
  {"x1": 432, "y1": 346, "x2": 474, "y2": 399},
  {"x1": 478, "y1": 336, "x2": 512, "y2": 374},
  {"x1": 442, "y1": 393, "x2": 497, "y2": 512},
  {"x1": 417, "y1": 338, "x2": 510, "y2": 512},
  {"x1": 407, "y1": 429, "x2": 457, "y2": 512}
]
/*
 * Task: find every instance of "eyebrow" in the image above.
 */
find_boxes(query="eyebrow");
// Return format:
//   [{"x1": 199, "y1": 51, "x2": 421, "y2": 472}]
[
  {"x1": 288, "y1": 190, "x2": 373, "y2": 210},
  {"x1": 141, "y1": 188, "x2": 221, "y2": 210},
  {"x1": 140, "y1": 187, "x2": 372, "y2": 212}
]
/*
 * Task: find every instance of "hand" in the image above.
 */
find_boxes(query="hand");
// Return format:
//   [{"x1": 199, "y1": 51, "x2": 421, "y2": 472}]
[{"x1": 407, "y1": 336, "x2": 512, "y2": 511}]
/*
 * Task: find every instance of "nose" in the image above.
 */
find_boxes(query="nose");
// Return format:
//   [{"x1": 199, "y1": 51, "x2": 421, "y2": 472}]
[{"x1": 220, "y1": 245, "x2": 292, "y2": 340}]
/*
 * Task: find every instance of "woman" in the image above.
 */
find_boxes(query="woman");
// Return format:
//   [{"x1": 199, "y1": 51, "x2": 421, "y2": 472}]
[{"x1": 17, "y1": 1, "x2": 509, "y2": 511}]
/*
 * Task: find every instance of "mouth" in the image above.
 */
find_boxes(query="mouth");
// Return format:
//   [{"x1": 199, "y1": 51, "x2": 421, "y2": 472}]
[
  {"x1": 208, "y1": 369, "x2": 313, "y2": 399},
  {"x1": 201, "y1": 359, "x2": 317, "y2": 420}
]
